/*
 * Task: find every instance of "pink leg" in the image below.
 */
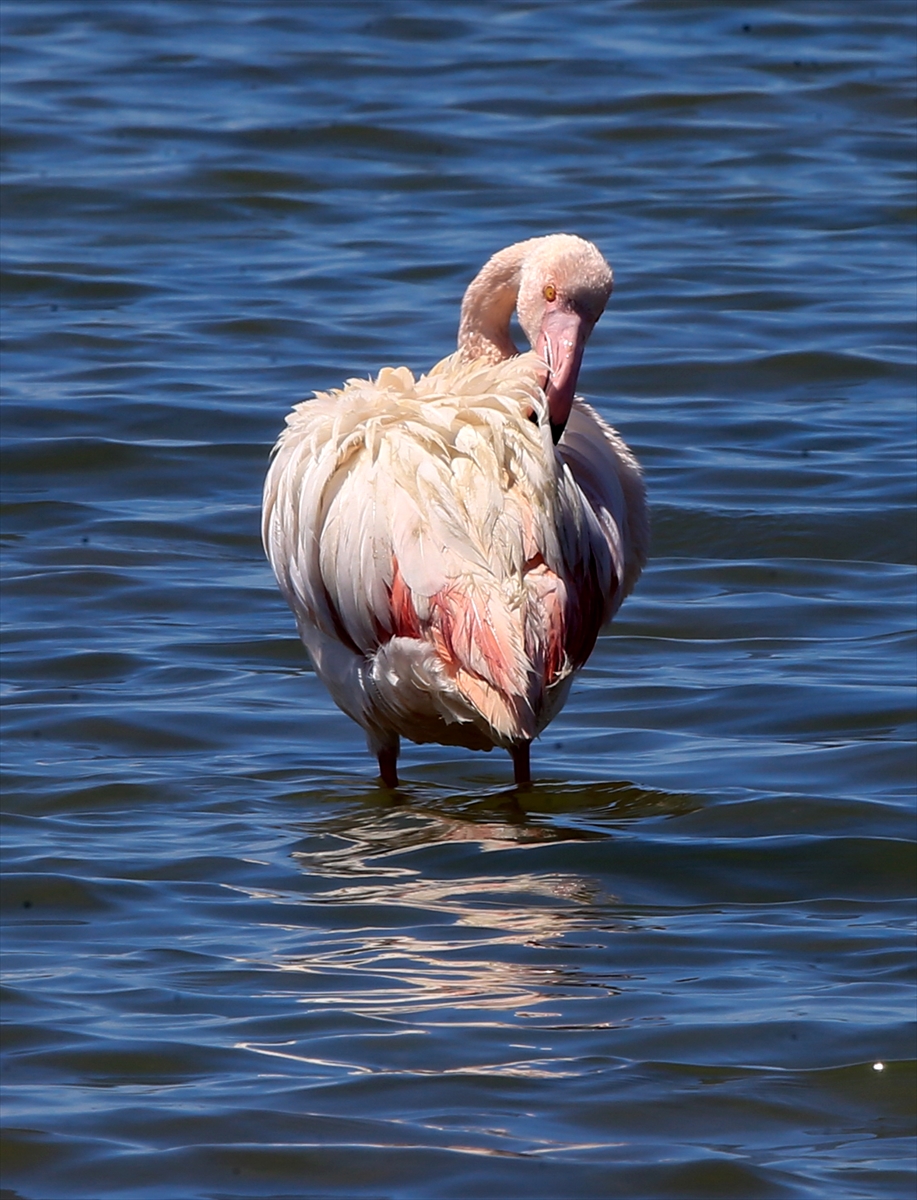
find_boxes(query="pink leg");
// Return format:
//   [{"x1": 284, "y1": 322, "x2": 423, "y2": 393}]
[
  {"x1": 378, "y1": 745, "x2": 399, "y2": 788},
  {"x1": 510, "y1": 741, "x2": 531, "y2": 786}
]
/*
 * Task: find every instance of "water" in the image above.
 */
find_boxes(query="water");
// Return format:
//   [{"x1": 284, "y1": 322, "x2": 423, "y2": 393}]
[{"x1": 2, "y1": 2, "x2": 914, "y2": 1197}]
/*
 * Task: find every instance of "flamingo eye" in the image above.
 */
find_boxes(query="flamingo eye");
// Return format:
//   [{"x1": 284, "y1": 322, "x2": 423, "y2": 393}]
[{"x1": 543, "y1": 283, "x2": 556, "y2": 302}]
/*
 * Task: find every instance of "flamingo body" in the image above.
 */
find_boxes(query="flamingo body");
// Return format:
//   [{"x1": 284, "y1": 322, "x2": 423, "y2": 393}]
[{"x1": 263, "y1": 235, "x2": 647, "y2": 784}]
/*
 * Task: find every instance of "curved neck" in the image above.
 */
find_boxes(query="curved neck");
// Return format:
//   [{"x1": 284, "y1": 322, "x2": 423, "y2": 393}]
[{"x1": 457, "y1": 241, "x2": 533, "y2": 363}]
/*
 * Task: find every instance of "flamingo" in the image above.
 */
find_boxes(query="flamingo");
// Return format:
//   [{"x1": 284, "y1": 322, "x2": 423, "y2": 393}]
[{"x1": 262, "y1": 234, "x2": 648, "y2": 787}]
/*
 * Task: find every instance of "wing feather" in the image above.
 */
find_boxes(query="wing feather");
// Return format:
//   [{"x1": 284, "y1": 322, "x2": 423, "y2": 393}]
[{"x1": 262, "y1": 354, "x2": 646, "y2": 747}]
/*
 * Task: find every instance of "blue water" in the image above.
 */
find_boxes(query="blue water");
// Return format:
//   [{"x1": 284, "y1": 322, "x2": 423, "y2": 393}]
[{"x1": 2, "y1": 2, "x2": 915, "y2": 1197}]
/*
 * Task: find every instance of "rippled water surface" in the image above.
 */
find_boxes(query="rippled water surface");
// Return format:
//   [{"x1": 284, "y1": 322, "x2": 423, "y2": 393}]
[{"x1": 2, "y1": 2, "x2": 915, "y2": 1197}]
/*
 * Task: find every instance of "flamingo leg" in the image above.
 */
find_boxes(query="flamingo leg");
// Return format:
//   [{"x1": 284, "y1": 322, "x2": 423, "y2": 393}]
[
  {"x1": 511, "y1": 741, "x2": 531, "y2": 787},
  {"x1": 378, "y1": 745, "x2": 399, "y2": 788}
]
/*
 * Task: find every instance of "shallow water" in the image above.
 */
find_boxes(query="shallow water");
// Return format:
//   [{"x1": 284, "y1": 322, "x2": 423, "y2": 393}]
[{"x1": 2, "y1": 2, "x2": 915, "y2": 1197}]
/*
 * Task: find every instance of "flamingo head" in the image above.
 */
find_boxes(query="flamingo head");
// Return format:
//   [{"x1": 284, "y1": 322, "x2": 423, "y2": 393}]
[{"x1": 516, "y1": 235, "x2": 614, "y2": 443}]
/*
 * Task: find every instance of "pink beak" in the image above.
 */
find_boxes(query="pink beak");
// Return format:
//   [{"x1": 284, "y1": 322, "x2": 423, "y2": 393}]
[{"x1": 534, "y1": 307, "x2": 588, "y2": 443}]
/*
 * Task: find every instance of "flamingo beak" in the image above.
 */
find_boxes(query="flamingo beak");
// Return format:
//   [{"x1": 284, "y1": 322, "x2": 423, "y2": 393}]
[{"x1": 535, "y1": 307, "x2": 588, "y2": 444}]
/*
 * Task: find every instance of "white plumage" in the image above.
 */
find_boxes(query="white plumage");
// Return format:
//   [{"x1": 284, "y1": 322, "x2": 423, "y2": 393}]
[{"x1": 263, "y1": 235, "x2": 648, "y2": 785}]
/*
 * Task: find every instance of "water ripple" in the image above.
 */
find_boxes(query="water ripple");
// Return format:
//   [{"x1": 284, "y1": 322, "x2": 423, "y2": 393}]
[{"x1": 2, "y1": 2, "x2": 914, "y2": 1198}]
